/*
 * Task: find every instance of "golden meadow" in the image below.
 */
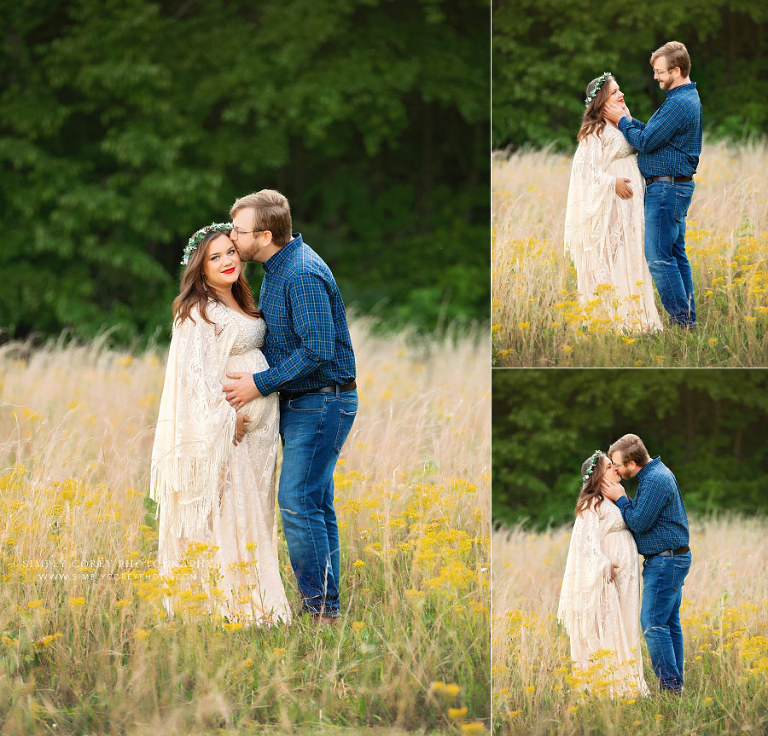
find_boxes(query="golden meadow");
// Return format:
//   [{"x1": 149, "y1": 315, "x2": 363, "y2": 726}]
[
  {"x1": 492, "y1": 139, "x2": 768, "y2": 366},
  {"x1": 0, "y1": 323, "x2": 489, "y2": 735},
  {"x1": 493, "y1": 517, "x2": 768, "y2": 735}
]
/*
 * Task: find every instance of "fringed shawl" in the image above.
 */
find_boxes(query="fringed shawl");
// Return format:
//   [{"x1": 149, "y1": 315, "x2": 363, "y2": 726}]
[
  {"x1": 557, "y1": 502, "x2": 613, "y2": 646},
  {"x1": 563, "y1": 129, "x2": 617, "y2": 270},
  {"x1": 150, "y1": 301, "x2": 240, "y2": 542}
]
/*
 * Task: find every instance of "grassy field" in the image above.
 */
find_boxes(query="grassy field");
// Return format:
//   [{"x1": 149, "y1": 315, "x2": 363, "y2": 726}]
[
  {"x1": 492, "y1": 139, "x2": 768, "y2": 366},
  {"x1": 0, "y1": 322, "x2": 490, "y2": 735},
  {"x1": 492, "y1": 516, "x2": 768, "y2": 735}
]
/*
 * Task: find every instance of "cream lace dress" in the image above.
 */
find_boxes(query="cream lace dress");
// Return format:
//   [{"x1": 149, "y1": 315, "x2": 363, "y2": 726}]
[
  {"x1": 564, "y1": 124, "x2": 663, "y2": 332},
  {"x1": 557, "y1": 499, "x2": 649, "y2": 696},
  {"x1": 150, "y1": 300, "x2": 291, "y2": 624}
]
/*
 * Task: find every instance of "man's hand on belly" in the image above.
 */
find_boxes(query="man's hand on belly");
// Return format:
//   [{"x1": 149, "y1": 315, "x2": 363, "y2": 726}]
[{"x1": 223, "y1": 372, "x2": 263, "y2": 410}]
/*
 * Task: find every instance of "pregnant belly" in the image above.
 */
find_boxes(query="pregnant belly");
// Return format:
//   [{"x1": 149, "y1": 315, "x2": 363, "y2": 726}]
[
  {"x1": 607, "y1": 159, "x2": 644, "y2": 190},
  {"x1": 225, "y1": 349, "x2": 278, "y2": 430},
  {"x1": 602, "y1": 530, "x2": 638, "y2": 568}
]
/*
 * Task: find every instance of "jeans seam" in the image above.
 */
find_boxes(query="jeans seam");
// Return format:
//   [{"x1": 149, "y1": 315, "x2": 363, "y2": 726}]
[
  {"x1": 281, "y1": 401, "x2": 336, "y2": 615},
  {"x1": 645, "y1": 187, "x2": 693, "y2": 322},
  {"x1": 642, "y1": 557, "x2": 686, "y2": 689},
  {"x1": 300, "y1": 405, "x2": 328, "y2": 612}
]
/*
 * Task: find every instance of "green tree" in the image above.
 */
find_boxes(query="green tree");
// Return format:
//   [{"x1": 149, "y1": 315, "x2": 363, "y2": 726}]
[
  {"x1": 493, "y1": 369, "x2": 768, "y2": 529},
  {"x1": 493, "y1": 0, "x2": 768, "y2": 150},
  {"x1": 0, "y1": 0, "x2": 490, "y2": 343}
]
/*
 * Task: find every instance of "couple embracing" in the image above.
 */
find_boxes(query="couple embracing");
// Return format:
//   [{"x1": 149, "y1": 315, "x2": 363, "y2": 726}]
[
  {"x1": 150, "y1": 189, "x2": 356, "y2": 625},
  {"x1": 565, "y1": 41, "x2": 702, "y2": 332},
  {"x1": 558, "y1": 434, "x2": 691, "y2": 697}
]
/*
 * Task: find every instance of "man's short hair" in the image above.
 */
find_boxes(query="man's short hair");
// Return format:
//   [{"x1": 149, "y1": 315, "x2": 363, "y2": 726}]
[
  {"x1": 651, "y1": 41, "x2": 691, "y2": 78},
  {"x1": 230, "y1": 189, "x2": 293, "y2": 247},
  {"x1": 609, "y1": 433, "x2": 652, "y2": 467}
]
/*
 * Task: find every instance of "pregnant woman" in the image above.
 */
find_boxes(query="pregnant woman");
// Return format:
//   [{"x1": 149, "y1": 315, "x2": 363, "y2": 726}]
[
  {"x1": 150, "y1": 223, "x2": 290, "y2": 624},
  {"x1": 557, "y1": 451, "x2": 649, "y2": 696},
  {"x1": 564, "y1": 73, "x2": 663, "y2": 332}
]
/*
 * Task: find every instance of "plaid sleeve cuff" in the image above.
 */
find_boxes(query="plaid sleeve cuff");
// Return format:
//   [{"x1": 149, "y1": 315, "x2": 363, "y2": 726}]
[
  {"x1": 252, "y1": 370, "x2": 275, "y2": 397},
  {"x1": 616, "y1": 495, "x2": 630, "y2": 510}
]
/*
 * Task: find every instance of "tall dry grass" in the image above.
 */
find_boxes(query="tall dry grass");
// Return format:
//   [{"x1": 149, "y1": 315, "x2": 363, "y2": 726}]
[
  {"x1": 492, "y1": 139, "x2": 768, "y2": 366},
  {"x1": 492, "y1": 517, "x2": 768, "y2": 735},
  {"x1": 0, "y1": 322, "x2": 490, "y2": 735}
]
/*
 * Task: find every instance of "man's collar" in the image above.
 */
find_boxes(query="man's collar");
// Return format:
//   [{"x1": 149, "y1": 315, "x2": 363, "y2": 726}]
[
  {"x1": 636, "y1": 455, "x2": 661, "y2": 480},
  {"x1": 666, "y1": 82, "x2": 696, "y2": 97},
  {"x1": 263, "y1": 233, "x2": 302, "y2": 271}
]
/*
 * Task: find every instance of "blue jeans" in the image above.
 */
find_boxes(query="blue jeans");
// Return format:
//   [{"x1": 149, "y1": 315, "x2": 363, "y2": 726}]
[
  {"x1": 278, "y1": 388, "x2": 357, "y2": 616},
  {"x1": 644, "y1": 180, "x2": 696, "y2": 327},
  {"x1": 641, "y1": 551, "x2": 691, "y2": 692}
]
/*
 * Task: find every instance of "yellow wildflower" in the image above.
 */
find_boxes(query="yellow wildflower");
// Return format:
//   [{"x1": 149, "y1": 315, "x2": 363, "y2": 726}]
[{"x1": 460, "y1": 723, "x2": 486, "y2": 735}]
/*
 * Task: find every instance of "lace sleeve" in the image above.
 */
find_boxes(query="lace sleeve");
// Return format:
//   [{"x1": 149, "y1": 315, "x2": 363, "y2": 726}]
[
  {"x1": 149, "y1": 306, "x2": 237, "y2": 540},
  {"x1": 564, "y1": 132, "x2": 616, "y2": 260},
  {"x1": 557, "y1": 507, "x2": 613, "y2": 638}
]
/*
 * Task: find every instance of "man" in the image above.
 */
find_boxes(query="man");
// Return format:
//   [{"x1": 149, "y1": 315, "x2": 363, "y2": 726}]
[
  {"x1": 601, "y1": 433, "x2": 691, "y2": 694},
  {"x1": 222, "y1": 189, "x2": 357, "y2": 624},
  {"x1": 604, "y1": 41, "x2": 702, "y2": 330}
]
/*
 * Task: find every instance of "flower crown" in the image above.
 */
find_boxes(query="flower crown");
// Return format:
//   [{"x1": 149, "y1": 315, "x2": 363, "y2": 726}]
[
  {"x1": 584, "y1": 72, "x2": 612, "y2": 107},
  {"x1": 181, "y1": 222, "x2": 233, "y2": 266},
  {"x1": 582, "y1": 450, "x2": 603, "y2": 483}
]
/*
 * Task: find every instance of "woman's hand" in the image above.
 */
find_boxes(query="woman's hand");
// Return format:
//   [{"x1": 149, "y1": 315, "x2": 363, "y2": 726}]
[
  {"x1": 603, "y1": 562, "x2": 620, "y2": 583},
  {"x1": 233, "y1": 412, "x2": 252, "y2": 446},
  {"x1": 615, "y1": 177, "x2": 633, "y2": 200}
]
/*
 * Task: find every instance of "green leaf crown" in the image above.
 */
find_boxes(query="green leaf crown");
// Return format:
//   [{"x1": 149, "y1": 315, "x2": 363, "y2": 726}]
[
  {"x1": 181, "y1": 222, "x2": 233, "y2": 266},
  {"x1": 584, "y1": 72, "x2": 612, "y2": 107},
  {"x1": 582, "y1": 450, "x2": 603, "y2": 483}
]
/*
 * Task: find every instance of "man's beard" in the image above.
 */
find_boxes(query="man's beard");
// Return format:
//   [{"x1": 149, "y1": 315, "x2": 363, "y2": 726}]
[{"x1": 237, "y1": 243, "x2": 258, "y2": 261}]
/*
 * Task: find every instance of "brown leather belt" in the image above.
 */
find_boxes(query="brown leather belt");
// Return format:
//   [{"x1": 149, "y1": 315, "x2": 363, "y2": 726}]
[
  {"x1": 646, "y1": 175, "x2": 692, "y2": 184},
  {"x1": 645, "y1": 545, "x2": 690, "y2": 559},
  {"x1": 279, "y1": 380, "x2": 357, "y2": 400}
]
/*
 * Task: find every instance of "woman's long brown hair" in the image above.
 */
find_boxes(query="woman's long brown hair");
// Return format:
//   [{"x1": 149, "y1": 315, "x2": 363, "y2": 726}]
[
  {"x1": 577, "y1": 74, "x2": 615, "y2": 143},
  {"x1": 172, "y1": 230, "x2": 260, "y2": 326},
  {"x1": 574, "y1": 451, "x2": 608, "y2": 517}
]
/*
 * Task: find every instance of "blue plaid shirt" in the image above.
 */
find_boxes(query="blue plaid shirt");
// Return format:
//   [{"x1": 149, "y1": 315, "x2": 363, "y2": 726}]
[
  {"x1": 252, "y1": 233, "x2": 356, "y2": 396},
  {"x1": 618, "y1": 83, "x2": 702, "y2": 178},
  {"x1": 615, "y1": 456, "x2": 690, "y2": 556}
]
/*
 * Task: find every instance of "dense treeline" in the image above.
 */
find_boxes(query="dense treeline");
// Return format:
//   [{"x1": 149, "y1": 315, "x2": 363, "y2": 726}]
[
  {"x1": 493, "y1": 0, "x2": 768, "y2": 150},
  {"x1": 493, "y1": 370, "x2": 768, "y2": 529},
  {"x1": 0, "y1": 0, "x2": 489, "y2": 344}
]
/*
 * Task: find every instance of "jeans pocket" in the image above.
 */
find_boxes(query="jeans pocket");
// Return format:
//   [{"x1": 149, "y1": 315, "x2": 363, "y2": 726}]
[
  {"x1": 672, "y1": 555, "x2": 691, "y2": 583},
  {"x1": 287, "y1": 394, "x2": 326, "y2": 413},
  {"x1": 333, "y1": 408, "x2": 356, "y2": 453},
  {"x1": 674, "y1": 192, "x2": 692, "y2": 223},
  {"x1": 645, "y1": 184, "x2": 662, "y2": 198},
  {"x1": 336, "y1": 391, "x2": 358, "y2": 415}
]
